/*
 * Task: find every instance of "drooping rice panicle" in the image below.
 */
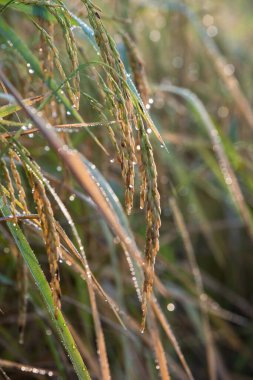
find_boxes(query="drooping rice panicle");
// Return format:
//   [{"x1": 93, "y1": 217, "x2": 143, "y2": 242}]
[
  {"x1": 122, "y1": 32, "x2": 149, "y2": 106},
  {"x1": 32, "y1": 19, "x2": 77, "y2": 112},
  {"x1": 49, "y1": 3, "x2": 80, "y2": 109},
  {"x1": 122, "y1": 33, "x2": 161, "y2": 327},
  {"x1": 28, "y1": 173, "x2": 61, "y2": 316},
  {"x1": 137, "y1": 117, "x2": 161, "y2": 329},
  {"x1": 81, "y1": 0, "x2": 137, "y2": 214}
]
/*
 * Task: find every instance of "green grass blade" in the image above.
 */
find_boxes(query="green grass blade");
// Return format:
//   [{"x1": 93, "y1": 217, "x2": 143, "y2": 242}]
[{"x1": 0, "y1": 198, "x2": 91, "y2": 380}]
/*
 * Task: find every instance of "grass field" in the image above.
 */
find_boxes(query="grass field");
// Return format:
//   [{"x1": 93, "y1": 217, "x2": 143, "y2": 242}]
[{"x1": 0, "y1": 1, "x2": 253, "y2": 379}]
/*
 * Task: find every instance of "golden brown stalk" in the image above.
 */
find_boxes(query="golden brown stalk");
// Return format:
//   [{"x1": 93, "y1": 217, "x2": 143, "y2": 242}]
[
  {"x1": 148, "y1": 308, "x2": 171, "y2": 380},
  {"x1": 29, "y1": 174, "x2": 61, "y2": 316},
  {"x1": 152, "y1": 299, "x2": 194, "y2": 380},
  {"x1": 202, "y1": 32, "x2": 253, "y2": 134},
  {"x1": 169, "y1": 197, "x2": 217, "y2": 380}
]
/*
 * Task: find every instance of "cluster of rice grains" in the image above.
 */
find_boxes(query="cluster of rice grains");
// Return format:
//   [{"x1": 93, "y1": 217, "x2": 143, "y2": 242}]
[
  {"x1": 28, "y1": 171, "x2": 62, "y2": 316},
  {"x1": 0, "y1": 142, "x2": 62, "y2": 321},
  {"x1": 83, "y1": 1, "x2": 136, "y2": 215},
  {"x1": 82, "y1": 0, "x2": 161, "y2": 328},
  {"x1": 48, "y1": 2, "x2": 80, "y2": 110},
  {"x1": 0, "y1": 147, "x2": 29, "y2": 343}
]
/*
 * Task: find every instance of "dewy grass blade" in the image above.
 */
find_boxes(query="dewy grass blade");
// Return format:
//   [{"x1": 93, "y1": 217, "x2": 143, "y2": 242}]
[
  {"x1": 0, "y1": 17, "x2": 107, "y2": 154},
  {"x1": 0, "y1": 198, "x2": 91, "y2": 380},
  {"x1": 0, "y1": 69, "x2": 144, "y2": 315},
  {"x1": 160, "y1": 84, "x2": 253, "y2": 242}
]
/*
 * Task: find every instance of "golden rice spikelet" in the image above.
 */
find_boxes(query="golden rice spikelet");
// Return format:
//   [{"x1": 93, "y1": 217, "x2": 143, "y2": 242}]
[
  {"x1": 9, "y1": 150, "x2": 29, "y2": 214},
  {"x1": 83, "y1": 0, "x2": 137, "y2": 214},
  {"x1": 1, "y1": 158, "x2": 17, "y2": 223},
  {"x1": 123, "y1": 33, "x2": 161, "y2": 327},
  {"x1": 138, "y1": 119, "x2": 161, "y2": 330},
  {"x1": 29, "y1": 175, "x2": 61, "y2": 316},
  {"x1": 122, "y1": 33, "x2": 149, "y2": 105},
  {"x1": 49, "y1": 5, "x2": 80, "y2": 109}
]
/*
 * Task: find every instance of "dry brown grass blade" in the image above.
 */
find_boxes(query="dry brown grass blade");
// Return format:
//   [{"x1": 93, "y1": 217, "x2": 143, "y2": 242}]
[
  {"x1": 0, "y1": 366, "x2": 11, "y2": 380},
  {"x1": 169, "y1": 196, "x2": 217, "y2": 380},
  {"x1": 148, "y1": 308, "x2": 171, "y2": 380},
  {"x1": 151, "y1": 299, "x2": 194, "y2": 380},
  {"x1": 2, "y1": 120, "x2": 119, "y2": 139},
  {"x1": 55, "y1": 222, "x2": 126, "y2": 329},
  {"x1": 0, "y1": 359, "x2": 56, "y2": 377},
  {"x1": 203, "y1": 37, "x2": 253, "y2": 133},
  {"x1": 0, "y1": 95, "x2": 42, "y2": 117}
]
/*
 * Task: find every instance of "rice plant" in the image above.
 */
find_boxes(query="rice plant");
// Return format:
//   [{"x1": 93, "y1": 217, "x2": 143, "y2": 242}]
[{"x1": 0, "y1": 0, "x2": 253, "y2": 379}]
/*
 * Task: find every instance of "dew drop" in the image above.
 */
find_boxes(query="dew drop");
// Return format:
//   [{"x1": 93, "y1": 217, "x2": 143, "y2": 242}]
[
  {"x1": 69, "y1": 194, "x2": 76, "y2": 201},
  {"x1": 167, "y1": 303, "x2": 175, "y2": 312}
]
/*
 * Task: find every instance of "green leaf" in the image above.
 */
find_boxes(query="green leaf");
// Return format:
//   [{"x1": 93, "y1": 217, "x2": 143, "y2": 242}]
[{"x1": 0, "y1": 197, "x2": 91, "y2": 380}]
